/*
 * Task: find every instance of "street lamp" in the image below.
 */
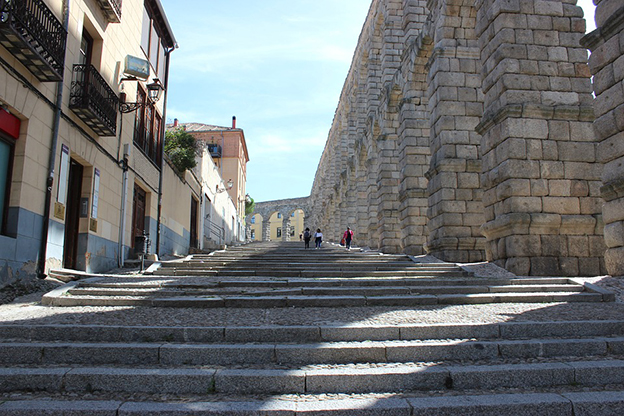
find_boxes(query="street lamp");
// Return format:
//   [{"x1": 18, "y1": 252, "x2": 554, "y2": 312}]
[
  {"x1": 119, "y1": 79, "x2": 165, "y2": 113},
  {"x1": 216, "y1": 179, "x2": 233, "y2": 193}
]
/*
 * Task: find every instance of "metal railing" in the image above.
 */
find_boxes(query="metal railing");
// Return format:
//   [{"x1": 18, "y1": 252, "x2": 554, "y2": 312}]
[
  {"x1": 207, "y1": 219, "x2": 225, "y2": 245},
  {"x1": 94, "y1": 0, "x2": 122, "y2": 23},
  {"x1": 69, "y1": 64, "x2": 119, "y2": 136},
  {"x1": 0, "y1": 0, "x2": 67, "y2": 81}
]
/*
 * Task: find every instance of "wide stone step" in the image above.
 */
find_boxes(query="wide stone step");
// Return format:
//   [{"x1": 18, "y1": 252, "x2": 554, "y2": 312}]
[
  {"x1": 152, "y1": 269, "x2": 472, "y2": 278},
  {"x1": 1, "y1": 391, "x2": 624, "y2": 415},
  {"x1": 43, "y1": 290, "x2": 606, "y2": 308},
  {"x1": 2, "y1": 360, "x2": 624, "y2": 395},
  {"x1": 2, "y1": 337, "x2": 623, "y2": 366},
  {"x1": 65, "y1": 283, "x2": 586, "y2": 298},
  {"x1": 2, "y1": 320, "x2": 623, "y2": 344}
]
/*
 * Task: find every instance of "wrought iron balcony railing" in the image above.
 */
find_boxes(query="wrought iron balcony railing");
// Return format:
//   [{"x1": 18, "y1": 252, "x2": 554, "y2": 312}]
[
  {"x1": 0, "y1": 0, "x2": 67, "y2": 82},
  {"x1": 69, "y1": 64, "x2": 119, "y2": 137},
  {"x1": 207, "y1": 143, "x2": 222, "y2": 158},
  {"x1": 94, "y1": 0, "x2": 122, "y2": 23}
]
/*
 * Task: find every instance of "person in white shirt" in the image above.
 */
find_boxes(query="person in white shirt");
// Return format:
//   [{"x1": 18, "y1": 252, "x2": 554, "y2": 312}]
[{"x1": 314, "y1": 228, "x2": 323, "y2": 249}]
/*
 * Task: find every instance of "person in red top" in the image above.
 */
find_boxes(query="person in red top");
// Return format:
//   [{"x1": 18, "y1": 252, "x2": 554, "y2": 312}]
[{"x1": 342, "y1": 227, "x2": 354, "y2": 250}]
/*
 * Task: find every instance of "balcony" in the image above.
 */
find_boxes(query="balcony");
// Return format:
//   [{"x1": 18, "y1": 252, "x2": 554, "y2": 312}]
[
  {"x1": 207, "y1": 143, "x2": 222, "y2": 158},
  {"x1": 0, "y1": 0, "x2": 67, "y2": 82},
  {"x1": 69, "y1": 64, "x2": 119, "y2": 136},
  {"x1": 94, "y1": 0, "x2": 122, "y2": 23}
]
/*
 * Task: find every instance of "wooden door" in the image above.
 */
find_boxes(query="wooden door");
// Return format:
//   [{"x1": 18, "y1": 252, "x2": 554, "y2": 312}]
[
  {"x1": 190, "y1": 196, "x2": 198, "y2": 249},
  {"x1": 131, "y1": 184, "x2": 146, "y2": 249},
  {"x1": 63, "y1": 159, "x2": 83, "y2": 269}
]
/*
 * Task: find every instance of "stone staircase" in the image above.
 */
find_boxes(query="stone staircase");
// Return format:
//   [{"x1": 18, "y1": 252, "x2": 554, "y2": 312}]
[
  {"x1": 42, "y1": 242, "x2": 613, "y2": 308},
  {"x1": 1, "y1": 241, "x2": 623, "y2": 414}
]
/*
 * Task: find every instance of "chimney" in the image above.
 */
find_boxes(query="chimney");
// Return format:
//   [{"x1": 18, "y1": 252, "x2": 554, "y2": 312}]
[
  {"x1": 232, "y1": 116, "x2": 236, "y2": 129},
  {"x1": 173, "y1": 118, "x2": 178, "y2": 127}
]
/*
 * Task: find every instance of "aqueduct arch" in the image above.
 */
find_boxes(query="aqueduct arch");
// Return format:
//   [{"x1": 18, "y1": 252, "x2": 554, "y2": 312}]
[{"x1": 246, "y1": 198, "x2": 311, "y2": 242}]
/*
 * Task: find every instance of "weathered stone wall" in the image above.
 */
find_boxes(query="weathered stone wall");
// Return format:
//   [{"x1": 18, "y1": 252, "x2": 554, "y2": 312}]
[
  {"x1": 305, "y1": 0, "x2": 610, "y2": 276},
  {"x1": 581, "y1": 1, "x2": 624, "y2": 276}
]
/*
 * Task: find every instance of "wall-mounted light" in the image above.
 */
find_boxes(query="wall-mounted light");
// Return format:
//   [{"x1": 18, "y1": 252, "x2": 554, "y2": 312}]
[
  {"x1": 119, "y1": 78, "x2": 164, "y2": 113},
  {"x1": 216, "y1": 179, "x2": 233, "y2": 193}
]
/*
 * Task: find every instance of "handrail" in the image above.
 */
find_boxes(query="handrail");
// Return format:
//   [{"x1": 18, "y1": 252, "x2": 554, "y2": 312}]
[{"x1": 207, "y1": 219, "x2": 225, "y2": 245}]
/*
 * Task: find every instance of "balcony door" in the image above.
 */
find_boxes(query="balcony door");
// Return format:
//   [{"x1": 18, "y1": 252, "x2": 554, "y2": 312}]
[{"x1": 63, "y1": 159, "x2": 83, "y2": 269}]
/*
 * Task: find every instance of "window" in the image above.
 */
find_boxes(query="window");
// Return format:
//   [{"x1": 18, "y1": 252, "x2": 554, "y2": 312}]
[
  {"x1": 277, "y1": 227, "x2": 282, "y2": 238},
  {"x1": 290, "y1": 228, "x2": 295, "y2": 237},
  {"x1": 0, "y1": 136, "x2": 14, "y2": 234},
  {"x1": 133, "y1": 86, "x2": 162, "y2": 166},
  {"x1": 251, "y1": 216, "x2": 255, "y2": 224},
  {"x1": 140, "y1": 4, "x2": 165, "y2": 77},
  {"x1": 251, "y1": 230, "x2": 255, "y2": 240},
  {"x1": 277, "y1": 213, "x2": 281, "y2": 219},
  {"x1": 291, "y1": 212, "x2": 295, "y2": 217}
]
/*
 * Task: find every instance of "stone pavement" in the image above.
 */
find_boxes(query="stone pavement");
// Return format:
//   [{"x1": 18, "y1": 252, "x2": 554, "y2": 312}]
[{"x1": 0, "y1": 241, "x2": 623, "y2": 415}]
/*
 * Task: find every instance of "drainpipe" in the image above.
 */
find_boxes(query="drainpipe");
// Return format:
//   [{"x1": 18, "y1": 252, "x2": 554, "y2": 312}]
[
  {"x1": 156, "y1": 44, "x2": 177, "y2": 258},
  {"x1": 118, "y1": 142, "x2": 129, "y2": 267},
  {"x1": 37, "y1": 0, "x2": 70, "y2": 279}
]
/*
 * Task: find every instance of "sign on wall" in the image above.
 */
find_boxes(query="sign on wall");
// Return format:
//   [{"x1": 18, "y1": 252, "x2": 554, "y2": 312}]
[
  {"x1": 57, "y1": 144, "x2": 69, "y2": 204},
  {"x1": 91, "y1": 168, "x2": 100, "y2": 219}
]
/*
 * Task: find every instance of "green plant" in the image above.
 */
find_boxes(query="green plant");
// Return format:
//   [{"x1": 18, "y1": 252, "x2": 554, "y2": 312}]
[
  {"x1": 245, "y1": 195, "x2": 255, "y2": 216},
  {"x1": 165, "y1": 128, "x2": 197, "y2": 172}
]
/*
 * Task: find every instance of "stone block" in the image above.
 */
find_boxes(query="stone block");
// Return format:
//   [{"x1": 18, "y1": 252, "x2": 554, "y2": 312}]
[
  {"x1": 450, "y1": 363, "x2": 573, "y2": 389},
  {"x1": 160, "y1": 344, "x2": 275, "y2": 366},
  {"x1": 1, "y1": 400, "x2": 121, "y2": 416},
  {"x1": 568, "y1": 236, "x2": 590, "y2": 257},
  {"x1": 41, "y1": 343, "x2": 160, "y2": 365},
  {"x1": 563, "y1": 391, "x2": 624, "y2": 416},
  {"x1": 215, "y1": 369, "x2": 305, "y2": 394},
  {"x1": 605, "y1": 246, "x2": 624, "y2": 276},
  {"x1": 505, "y1": 235, "x2": 541, "y2": 257},
  {"x1": 386, "y1": 341, "x2": 498, "y2": 362},
  {"x1": 570, "y1": 360, "x2": 624, "y2": 385},
  {"x1": 294, "y1": 397, "x2": 411, "y2": 415},
  {"x1": 277, "y1": 342, "x2": 385, "y2": 365},
  {"x1": 305, "y1": 366, "x2": 448, "y2": 393},
  {"x1": 604, "y1": 221, "x2": 624, "y2": 248},
  {"x1": 543, "y1": 197, "x2": 580, "y2": 214},
  {"x1": 64, "y1": 368, "x2": 215, "y2": 395},
  {"x1": 321, "y1": 326, "x2": 399, "y2": 342},
  {"x1": 119, "y1": 401, "x2": 296, "y2": 415},
  {"x1": 0, "y1": 367, "x2": 68, "y2": 393},
  {"x1": 530, "y1": 257, "x2": 562, "y2": 275}
]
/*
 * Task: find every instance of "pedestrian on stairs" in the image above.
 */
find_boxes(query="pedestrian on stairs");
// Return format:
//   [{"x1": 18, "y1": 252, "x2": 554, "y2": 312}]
[
  {"x1": 314, "y1": 228, "x2": 323, "y2": 249},
  {"x1": 303, "y1": 228, "x2": 312, "y2": 249},
  {"x1": 342, "y1": 227, "x2": 354, "y2": 250}
]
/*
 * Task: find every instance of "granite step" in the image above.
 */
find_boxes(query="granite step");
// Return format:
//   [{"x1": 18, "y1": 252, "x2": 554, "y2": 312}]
[
  {"x1": 2, "y1": 360, "x2": 624, "y2": 395},
  {"x1": 42, "y1": 290, "x2": 607, "y2": 308},
  {"x1": 1, "y1": 391, "x2": 624, "y2": 416},
  {"x1": 1, "y1": 337, "x2": 623, "y2": 366}
]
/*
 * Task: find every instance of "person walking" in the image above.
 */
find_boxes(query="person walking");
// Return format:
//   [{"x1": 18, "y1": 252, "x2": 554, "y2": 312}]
[
  {"x1": 303, "y1": 228, "x2": 311, "y2": 249},
  {"x1": 314, "y1": 228, "x2": 323, "y2": 249},
  {"x1": 342, "y1": 227, "x2": 354, "y2": 250}
]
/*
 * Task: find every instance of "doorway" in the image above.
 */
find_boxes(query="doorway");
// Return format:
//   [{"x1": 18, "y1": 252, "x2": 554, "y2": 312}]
[
  {"x1": 190, "y1": 196, "x2": 198, "y2": 249},
  {"x1": 131, "y1": 184, "x2": 146, "y2": 254},
  {"x1": 63, "y1": 159, "x2": 83, "y2": 269}
]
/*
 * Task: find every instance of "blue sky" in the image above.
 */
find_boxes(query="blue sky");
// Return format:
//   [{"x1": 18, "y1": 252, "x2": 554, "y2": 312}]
[{"x1": 160, "y1": 0, "x2": 596, "y2": 203}]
